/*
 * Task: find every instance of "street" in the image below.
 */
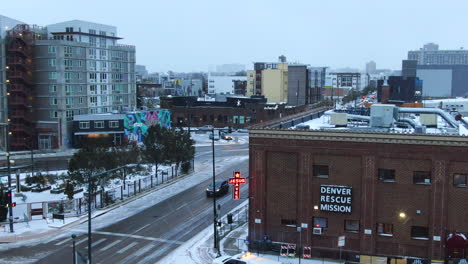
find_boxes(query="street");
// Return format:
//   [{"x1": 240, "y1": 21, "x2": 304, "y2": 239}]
[{"x1": 0, "y1": 143, "x2": 248, "y2": 264}]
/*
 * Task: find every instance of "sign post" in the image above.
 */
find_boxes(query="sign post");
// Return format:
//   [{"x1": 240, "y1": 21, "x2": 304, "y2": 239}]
[
  {"x1": 228, "y1": 172, "x2": 246, "y2": 200},
  {"x1": 338, "y1": 236, "x2": 345, "y2": 263}
]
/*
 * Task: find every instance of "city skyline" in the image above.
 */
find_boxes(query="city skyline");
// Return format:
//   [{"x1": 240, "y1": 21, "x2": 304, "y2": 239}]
[{"x1": 2, "y1": 0, "x2": 467, "y2": 72}]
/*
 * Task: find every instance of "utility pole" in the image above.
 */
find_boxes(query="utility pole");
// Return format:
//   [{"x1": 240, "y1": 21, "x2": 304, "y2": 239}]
[
  {"x1": 212, "y1": 127, "x2": 220, "y2": 256},
  {"x1": 6, "y1": 119, "x2": 13, "y2": 232},
  {"x1": 88, "y1": 174, "x2": 93, "y2": 264}
]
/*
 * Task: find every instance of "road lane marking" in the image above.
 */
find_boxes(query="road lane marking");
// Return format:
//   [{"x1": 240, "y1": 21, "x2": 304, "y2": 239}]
[
  {"x1": 54, "y1": 237, "x2": 71, "y2": 246},
  {"x1": 134, "y1": 243, "x2": 156, "y2": 256},
  {"x1": 99, "y1": 239, "x2": 122, "y2": 252},
  {"x1": 74, "y1": 237, "x2": 88, "y2": 246},
  {"x1": 117, "y1": 241, "x2": 138, "y2": 254},
  {"x1": 133, "y1": 223, "x2": 151, "y2": 234},
  {"x1": 85, "y1": 238, "x2": 107, "y2": 248},
  {"x1": 89, "y1": 230, "x2": 183, "y2": 245}
]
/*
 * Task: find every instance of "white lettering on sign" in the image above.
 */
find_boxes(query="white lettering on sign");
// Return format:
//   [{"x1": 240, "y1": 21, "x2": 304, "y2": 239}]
[{"x1": 320, "y1": 185, "x2": 352, "y2": 213}]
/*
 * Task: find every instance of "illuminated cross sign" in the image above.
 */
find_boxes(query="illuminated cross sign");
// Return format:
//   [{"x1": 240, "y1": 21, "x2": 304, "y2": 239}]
[{"x1": 228, "y1": 171, "x2": 246, "y2": 200}]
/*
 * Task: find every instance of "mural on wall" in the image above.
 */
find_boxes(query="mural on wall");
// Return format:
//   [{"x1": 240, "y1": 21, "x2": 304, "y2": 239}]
[{"x1": 124, "y1": 110, "x2": 171, "y2": 143}]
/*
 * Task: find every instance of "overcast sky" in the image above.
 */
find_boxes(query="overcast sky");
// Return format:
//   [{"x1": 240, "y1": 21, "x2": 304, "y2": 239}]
[{"x1": 2, "y1": 0, "x2": 467, "y2": 73}]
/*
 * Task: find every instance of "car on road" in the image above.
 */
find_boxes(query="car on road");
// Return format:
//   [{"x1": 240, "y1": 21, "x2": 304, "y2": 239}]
[
  {"x1": 212, "y1": 252, "x2": 281, "y2": 264},
  {"x1": 220, "y1": 132, "x2": 233, "y2": 140},
  {"x1": 209, "y1": 133, "x2": 220, "y2": 140},
  {"x1": 206, "y1": 180, "x2": 229, "y2": 197}
]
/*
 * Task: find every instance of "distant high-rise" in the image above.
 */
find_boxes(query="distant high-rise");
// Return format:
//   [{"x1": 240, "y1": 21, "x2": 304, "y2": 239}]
[
  {"x1": 408, "y1": 43, "x2": 468, "y2": 65},
  {"x1": 366, "y1": 61, "x2": 376, "y2": 74},
  {"x1": 215, "y1": 64, "x2": 245, "y2": 74}
]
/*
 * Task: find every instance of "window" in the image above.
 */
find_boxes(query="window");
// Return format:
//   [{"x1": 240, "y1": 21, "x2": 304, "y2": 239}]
[
  {"x1": 90, "y1": 96, "x2": 97, "y2": 103},
  {"x1": 48, "y1": 46, "x2": 56, "y2": 53},
  {"x1": 50, "y1": 111, "x2": 58, "y2": 118},
  {"x1": 411, "y1": 226, "x2": 429, "y2": 239},
  {"x1": 94, "y1": 121, "x2": 104, "y2": 128},
  {"x1": 413, "y1": 171, "x2": 431, "y2": 184},
  {"x1": 79, "y1": 121, "x2": 90, "y2": 129},
  {"x1": 66, "y1": 97, "x2": 73, "y2": 106},
  {"x1": 109, "y1": 121, "x2": 119, "y2": 128},
  {"x1": 377, "y1": 223, "x2": 393, "y2": 236},
  {"x1": 66, "y1": 110, "x2": 73, "y2": 119},
  {"x1": 281, "y1": 219, "x2": 297, "y2": 227},
  {"x1": 49, "y1": 85, "x2": 57, "y2": 92},
  {"x1": 378, "y1": 169, "x2": 396, "y2": 182},
  {"x1": 64, "y1": 46, "x2": 73, "y2": 55},
  {"x1": 454, "y1": 174, "x2": 468, "y2": 187},
  {"x1": 65, "y1": 85, "x2": 73, "y2": 93},
  {"x1": 90, "y1": 85, "x2": 97, "y2": 94},
  {"x1": 313, "y1": 217, "x2": 328, "y2": 228},
  {"x1": 79, "y1": 97, "x2": 84, "y2": 104},
  {"x1": 48, "y1": 59, "x2": 56, "y2": 67},
  {"x1": 345, "y1": 220, "x2": 359, "y2": 232},
  {"x1": 313, "y1": 165, "x2": 329, "y2": 178},
  {"x1": 49, "y1": 72, "x2": 57, "y2": 80},
  {"x1": 50, "y1": 97, "x2": 58, "y2": 105}
]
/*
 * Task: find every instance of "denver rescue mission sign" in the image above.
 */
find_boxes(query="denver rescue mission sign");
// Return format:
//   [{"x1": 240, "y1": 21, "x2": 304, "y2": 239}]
[{"x1": 320, "y1": 185, "x2": 353, "y2": 213}]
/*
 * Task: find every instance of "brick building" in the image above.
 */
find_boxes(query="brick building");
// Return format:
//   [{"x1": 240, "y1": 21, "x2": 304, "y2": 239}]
[
  {"x1": 161, "y1": 96, "x2": 319, "y2": 129},
  {"x1": 248, "y1": 129, "x2": 468, "y2": 262}
]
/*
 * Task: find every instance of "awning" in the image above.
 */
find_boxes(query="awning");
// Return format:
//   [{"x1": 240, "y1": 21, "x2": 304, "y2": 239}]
[
  {"x1": 74, "y1": 131, "x2": 124, "y2": 135},
  {"x1": 447, "y1": 233, "x2": 468, "y2": 249}
]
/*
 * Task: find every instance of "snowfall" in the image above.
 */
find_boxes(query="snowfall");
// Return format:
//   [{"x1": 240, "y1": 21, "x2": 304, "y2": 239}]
[{"x1": 1, "y1": 107, "x2": 467, "y2": 263}]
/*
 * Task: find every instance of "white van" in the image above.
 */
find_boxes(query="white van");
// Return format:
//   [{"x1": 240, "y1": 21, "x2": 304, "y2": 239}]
[{"x1": 212, "y1": 252, "x2": 282, "y2": 264}]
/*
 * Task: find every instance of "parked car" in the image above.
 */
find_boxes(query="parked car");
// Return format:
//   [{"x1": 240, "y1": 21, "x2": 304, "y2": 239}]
[
  {"x1": 206, "y1": 180, "x2": 229, "y2": 197},
  {"x1": 199, "y1": 125, "x2": 214, "y2": 131}
]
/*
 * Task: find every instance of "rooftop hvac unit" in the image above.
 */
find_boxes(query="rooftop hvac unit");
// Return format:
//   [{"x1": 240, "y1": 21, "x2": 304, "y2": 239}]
[
  {"x1": 370, "y1": 104, "x2": 396, "y2": 128},
  {"x1": 330, "y1": 113, "x2": 348, "y2": 127},
  {"x1": 420, "y1": 114, "x2": 437, "y2": 128},
  {"x1": 313, "y1": 227, "x2": 322, "y2": 235}
]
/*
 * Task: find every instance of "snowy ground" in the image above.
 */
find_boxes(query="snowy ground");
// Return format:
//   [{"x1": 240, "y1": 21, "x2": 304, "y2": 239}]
[
  {"x1": 1, "y1": 131, "x2": 248, "y2": 204},
  {"x1": 0, "y1": 132, "x2": 249, "y2": 242}
]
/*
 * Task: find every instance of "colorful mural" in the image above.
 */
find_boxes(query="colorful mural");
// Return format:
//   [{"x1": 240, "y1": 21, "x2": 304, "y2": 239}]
[{"x1": 124, "y1": 110, "x2": 171, "y2": 143}]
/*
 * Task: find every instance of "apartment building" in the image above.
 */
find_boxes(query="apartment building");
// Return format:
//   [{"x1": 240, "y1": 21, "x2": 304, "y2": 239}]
[
  {"x1": 3, "y1": 18, "x2": 136, "y2": 150},
  {"x1": 247, "y1": 62, "x2": 289, "y2": 103}
]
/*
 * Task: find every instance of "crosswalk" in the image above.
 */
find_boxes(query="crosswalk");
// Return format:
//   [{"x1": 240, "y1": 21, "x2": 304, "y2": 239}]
[{"x1": 51, "y1": 235, "x2": 167, "y2": 263}]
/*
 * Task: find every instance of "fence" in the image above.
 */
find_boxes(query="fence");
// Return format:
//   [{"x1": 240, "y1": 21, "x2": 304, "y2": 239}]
[
  {"x1": 216, "y1": 203, "x2": 249, "y2": 256},
  {"x1": 2, "y1": 161, "x2": 194, "y2": 223}
]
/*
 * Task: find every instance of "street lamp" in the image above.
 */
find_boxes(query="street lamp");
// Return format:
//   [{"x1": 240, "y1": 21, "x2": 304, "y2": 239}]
[
  {"x1": 71, "y1": 233, "x2": 77, "y2": 264},
  {"x1": 211, "y1": 127, "x2": 220, "y2": 257}
]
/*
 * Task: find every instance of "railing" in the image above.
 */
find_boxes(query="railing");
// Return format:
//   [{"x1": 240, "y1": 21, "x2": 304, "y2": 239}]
[{"x1": 4, "y1": 162, "x2": 194, "y2": 223}]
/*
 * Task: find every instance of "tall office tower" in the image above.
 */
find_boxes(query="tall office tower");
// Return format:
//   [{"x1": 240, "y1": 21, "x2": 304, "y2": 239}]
[{"x1": 366, "y1": 61, "x2": 376, "y2": 74}]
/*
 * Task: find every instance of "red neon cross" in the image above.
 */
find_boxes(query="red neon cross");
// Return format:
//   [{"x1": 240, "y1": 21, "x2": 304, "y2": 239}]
[{"x1": 228, "y1": 172, "x2": 246, "y2": 200}]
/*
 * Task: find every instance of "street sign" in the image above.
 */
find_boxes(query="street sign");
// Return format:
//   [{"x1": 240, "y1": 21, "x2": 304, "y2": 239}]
[
  {"x1": 338, "y1": 236, "x2": 345, "y2": 247},
  {"x1": 228, "y1": 171, "x2": 246, "y2": 200}
]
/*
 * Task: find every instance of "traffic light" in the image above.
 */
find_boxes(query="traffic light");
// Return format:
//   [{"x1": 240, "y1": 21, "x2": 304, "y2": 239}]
[
  {"x1": 216, "y1": 220, "x2": 222, "y2": 227},
  {"x1": 227, "y1": 214, "x2": 233, "y2": 224},
  {"x1": 4, "y1": 190, "x2": 12, "y2": 208},
  {"x1": 11, "y1": 202, "x2": 16, "y2": 207}
]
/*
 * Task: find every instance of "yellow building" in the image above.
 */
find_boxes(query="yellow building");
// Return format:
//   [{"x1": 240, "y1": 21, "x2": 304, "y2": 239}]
[{"x1": 246, "y1": 63, "x2": 288, "y2": 103}]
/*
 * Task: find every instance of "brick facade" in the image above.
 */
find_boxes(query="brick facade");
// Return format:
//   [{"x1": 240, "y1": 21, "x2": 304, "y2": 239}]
[{"x1": 249, "y1": 129, "x2": 468, "y2": 261}]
